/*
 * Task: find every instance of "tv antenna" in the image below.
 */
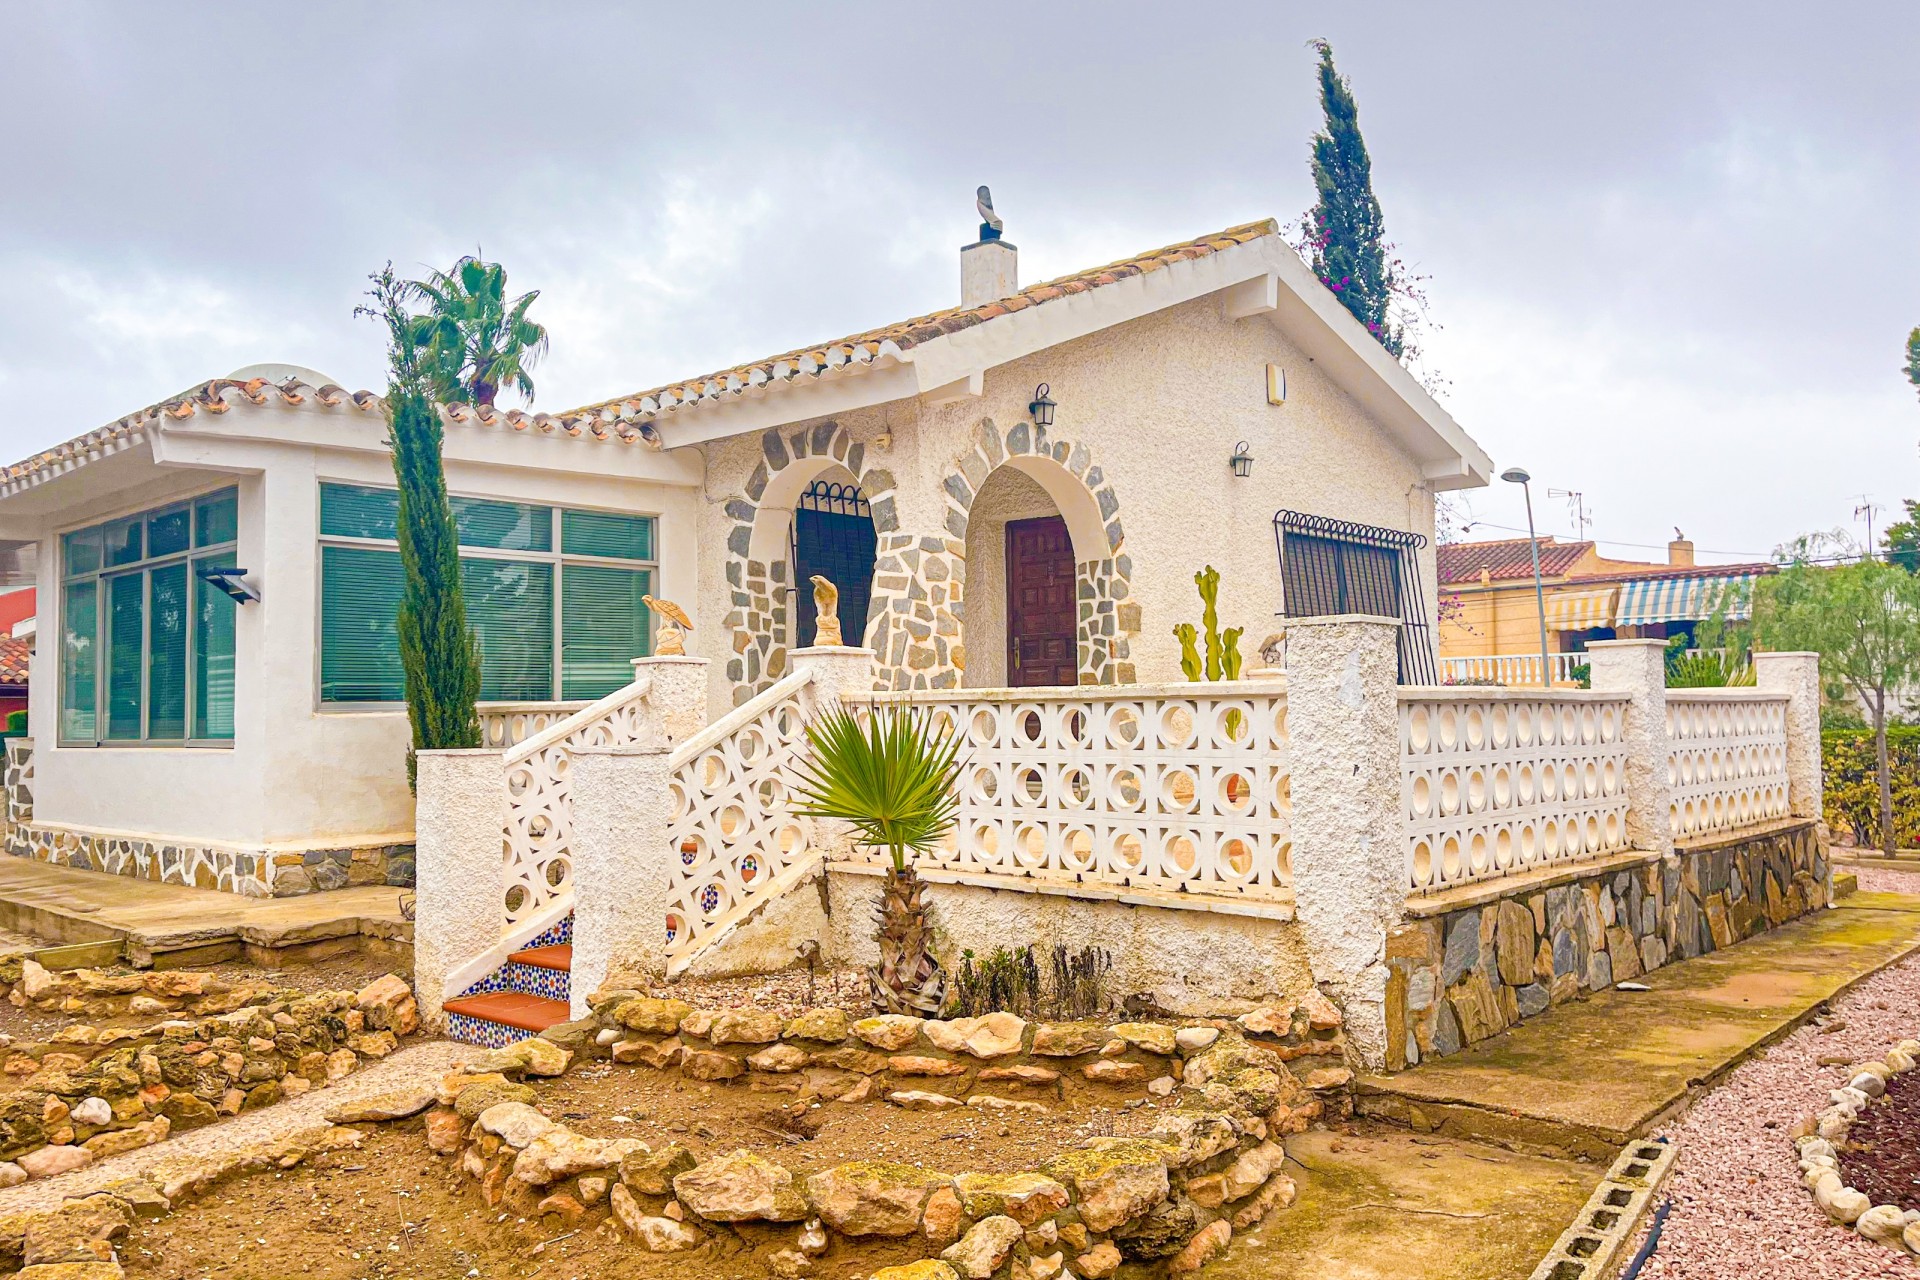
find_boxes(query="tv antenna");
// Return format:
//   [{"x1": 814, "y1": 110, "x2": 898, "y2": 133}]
[
  {"x1": 1855, "y1": 495, "x2": 1883, "y2": 560},
  {"x1": 1548, "y1": 488, "x2": 1591, "y2": 541}
]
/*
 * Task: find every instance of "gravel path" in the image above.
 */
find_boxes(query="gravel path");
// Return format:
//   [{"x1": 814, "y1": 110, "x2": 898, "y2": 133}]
[
  {"x1": 0, "y1": 1039, "x2": 472, "y2": 1216},
  {"x1": 1633, "y1": 867, "x2": 1920, "y2": 1277}
]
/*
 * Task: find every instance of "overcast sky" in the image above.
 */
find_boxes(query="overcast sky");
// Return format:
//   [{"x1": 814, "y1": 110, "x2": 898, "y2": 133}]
[{"x1": 4, "y1": 2, "x2": 1916, "y2": 562}]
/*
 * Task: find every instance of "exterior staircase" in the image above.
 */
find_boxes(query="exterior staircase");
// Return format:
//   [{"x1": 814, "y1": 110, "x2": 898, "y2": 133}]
[{"x1": 443, "y1": 916, "x2": 574, "y2": 1047}]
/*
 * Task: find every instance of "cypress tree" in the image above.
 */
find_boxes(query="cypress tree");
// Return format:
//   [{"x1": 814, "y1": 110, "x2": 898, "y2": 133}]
[
  {"x1": 360, "y1": 266, "x2": 483, "y2": 787},
  {"x1": 1303, "y1": 39, "x2": 1402, "y2": 357}
]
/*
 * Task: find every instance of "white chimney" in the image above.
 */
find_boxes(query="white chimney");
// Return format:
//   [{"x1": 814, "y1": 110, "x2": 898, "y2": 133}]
[{"x1": 961, "y1": 185, "x2": 1016, "y2": 307}]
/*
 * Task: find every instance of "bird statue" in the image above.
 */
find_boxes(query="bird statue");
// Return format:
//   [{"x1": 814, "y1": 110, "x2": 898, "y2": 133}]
[
  {"x1": 976, "y1": 185, "x2": 1004, "y2": 241},
  {"x1": 809, "y1": 575, "x2": 843, "y2": 647},
  {"x1": 642, "y1": 594, "x2": 694, "y2": 657}
]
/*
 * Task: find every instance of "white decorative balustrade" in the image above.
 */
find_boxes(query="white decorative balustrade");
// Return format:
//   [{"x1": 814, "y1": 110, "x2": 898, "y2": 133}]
[
  {"x1": 1665, "y1": 690, "x2": 1792, "y2": 839},
  {"x1": 479, "y1": 702, "x2": 591, "y2": 749},
  {"x1": 663, "y1": 670, "x2": 823, "y2": 971},
  {"x1": 1441, "y1": 652, "x2": 1588, "y2": 687},
  {"x1": 1401, "y1": 689, "x2": 1633, "y2": 893},
  {"x1": 867, "y1": 682, "x2": 1294, "y2": 904},
  {"x1": 499, "y1": 678, "x2": 658, "y2": 931}
]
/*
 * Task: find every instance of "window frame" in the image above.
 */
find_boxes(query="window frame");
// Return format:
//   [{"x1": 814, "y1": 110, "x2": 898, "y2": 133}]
[
  {"x1": 58, "y1": 486, "x2": 241, "y2": 749},
  {"x1": 313, "y1": 482, "x2": 659, "y2": 711}
]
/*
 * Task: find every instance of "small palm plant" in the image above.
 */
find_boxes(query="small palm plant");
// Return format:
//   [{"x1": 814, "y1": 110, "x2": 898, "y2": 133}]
[{"x1": 793, "y1": 704, "x2": 961, "y2": 1015}]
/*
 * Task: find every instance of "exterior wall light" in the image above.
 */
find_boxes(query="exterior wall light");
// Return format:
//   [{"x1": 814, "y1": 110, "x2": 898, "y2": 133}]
[
  {"x1": 1028, "y1": 383, "x2": 1057, "y2": 428},
  {"x1": 1229, "y1": 441, "x2": 1254, "y2": 478},
  {"x1": 197, "y1": 565, "x2": 261, "y2": 604}
]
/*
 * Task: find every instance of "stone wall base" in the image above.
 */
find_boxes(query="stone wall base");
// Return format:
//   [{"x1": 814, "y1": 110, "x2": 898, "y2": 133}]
[
  {"x1": 1385, "y1": 818, "x2": 1828, "y2": 1070},
  {"x1": 4, "y1": 822, "x2": 416, "y2": 898}
]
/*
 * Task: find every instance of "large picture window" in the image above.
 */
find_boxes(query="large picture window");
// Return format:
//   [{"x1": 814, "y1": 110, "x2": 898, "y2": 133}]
[
  {"x1": 61, "y1": 488, "x2": 239, "y2": 746},
  {"x1": 317, "y1": 483, "x2": 656, "y2": 705}
]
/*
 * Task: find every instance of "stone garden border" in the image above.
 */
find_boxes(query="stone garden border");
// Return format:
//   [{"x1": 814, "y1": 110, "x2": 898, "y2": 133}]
[
  {"x1": 1792, "y1": 1033, "x2": 1920, "y2": 1254},
  {"x1": 0, "y1": 959, "x2": 419, "y2": 1185}
]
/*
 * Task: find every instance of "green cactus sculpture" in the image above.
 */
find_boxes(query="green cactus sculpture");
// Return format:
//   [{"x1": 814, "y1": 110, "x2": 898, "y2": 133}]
[{"x1": 1174, "y1": 567, "x2": 1246, "y2": 738}]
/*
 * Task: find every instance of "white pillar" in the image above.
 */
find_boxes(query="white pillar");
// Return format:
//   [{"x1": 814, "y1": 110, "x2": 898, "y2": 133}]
[
  {"x1": 789, "y1": 645, "x2": 878, "y2": 708},
  {"x1": 1585, "y1": 639, "x2": 1674, "y2": 855},
  {"x1": 1754, "y1": 650, "x2": 1823, "y2": 821},
  {"x1": 413, "y1": 749, "x2": 508, "y2": 1029},
  {"x1": 1285, "y1": 614, "x2": 1404, "y2": 1071},
  {"x1": 633, "y1": 655, "x2": 711, "y2": 746},
  {"x1": 569, "y1": 745, "x2": 677, "y2": 1016}
]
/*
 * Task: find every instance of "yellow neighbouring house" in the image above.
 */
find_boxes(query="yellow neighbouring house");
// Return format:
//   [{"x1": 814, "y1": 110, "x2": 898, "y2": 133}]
[{"x1": 1437, "y1": 533, "x2": 1774, "y2": 685}]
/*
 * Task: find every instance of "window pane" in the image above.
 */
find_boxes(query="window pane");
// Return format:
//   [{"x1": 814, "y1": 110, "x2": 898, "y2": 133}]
[
  {"x1": 63, "y1": 527, "x2": 102, "y2": 578},
  {"x1": 319, "y1": 483, "x2": 401, "y2": 541},
  {"x1": 104, "y1": 517, "x2": 143, "y2": 568},
  {"x1": 462, "y1": 558, "x2": 553, "y2": 701},
  {"x1": 147, "y1": 564, "x2": 188, "y2": 739},
  {"x1": 194, "y1": 490, "x2": 238, "y2": 547},
  {"x1": 453, "y1": 497, "x2": 552, "y2": 552},
  {"x1": 60, "y1": 581, "x2": 97, "y2": 741},
  {"x1": 320, "y1": 546, "x2": 407, "y2": 702},
  {"x1": 147, "y1": 506, "x2": 191, "y2": 559},
  {"x1": 194, "y1": 558, "x2": 237, "y2": 739},
  {"x1": 561, "y1": 565, "x2": 651, "y2": 699},
  {"x1": 562, "y1": 510, "x2": 653, "y2": 561},
  {"x1": 105, "y1": 573, "x2": 144, "y2": 739}
]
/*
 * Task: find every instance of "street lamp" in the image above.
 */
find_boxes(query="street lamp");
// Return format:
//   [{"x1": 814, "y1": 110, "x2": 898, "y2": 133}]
[{"x1": 1501, "y1": 466, "x2": 1553, "y2": 689}]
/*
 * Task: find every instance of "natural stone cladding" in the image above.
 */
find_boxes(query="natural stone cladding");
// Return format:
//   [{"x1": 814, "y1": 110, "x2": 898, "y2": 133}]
[
  {"x1": 401, "y1": 993, "x2": 1359, "y2": 1275},
  {"x1": 1386, "y1": 818, "x2": 1828, "y2": 1070},
  {"x1": 0, "y1": 959, "x2": 419, "y2": 1184},
  {"x1": 6, "y1": 824, "x2": 413, "y2": 898}
]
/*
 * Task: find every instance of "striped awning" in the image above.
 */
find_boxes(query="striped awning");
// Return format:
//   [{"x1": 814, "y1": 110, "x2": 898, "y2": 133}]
[
  {"x1": 1542, "y1": 587, "x2": 1618, "y2": 631},
  {"x1": 1616, "y1": 573, "x2": 1758, "y2": 627}
]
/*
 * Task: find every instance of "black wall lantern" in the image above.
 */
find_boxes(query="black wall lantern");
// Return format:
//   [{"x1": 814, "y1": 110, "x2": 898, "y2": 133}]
[
  {"x1": 1028, "y1": 383, "x2": 1057, "y2": 428},
  {"x1": 196, "y1": 565, "x2": 261, "y2": 604},
  {"x1": 1229, "y1": 441, "x2": 1254, "y2": 478}
]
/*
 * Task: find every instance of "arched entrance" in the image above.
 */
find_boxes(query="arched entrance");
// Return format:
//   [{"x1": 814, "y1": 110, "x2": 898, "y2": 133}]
[{"x1": 790, "y1": 477, "x2": 877, "y2": 648}]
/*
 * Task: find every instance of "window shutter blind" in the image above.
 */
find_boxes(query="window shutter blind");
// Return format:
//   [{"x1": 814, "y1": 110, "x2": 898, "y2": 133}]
[
  {"x1": 319, "y1": 484, "x2": 401, "y2": 541},
  {"x1": 60, "y1": 581, "x2": 97, "y2": 741},
  {"x1": 194, "y1": 491, "x2": 238, "y2": 548},
  {"x1": 561, "y1": 565, "x2": 651, "y2": 699},
  {"x1": 453, "y1": 498, "x2": 552, "y2": 552},
  {"x1": 319, "y1": 546, "x2": 407, "y2": 702},
  {"x1": 562, "y1": 510, "x2": 654, "y2": 561},
  {"x1": 147, "y1": 564, "x2": 189, "y2": 739},
  {"x1": 105, "y1": 573, "x2": 144, "y2": 739},
  {"x1": 147, "y1": 506, "x2": 191, "y2": 560},
  {"x1": 461, "y1": 558, "x2": 554, "y2": 701}
]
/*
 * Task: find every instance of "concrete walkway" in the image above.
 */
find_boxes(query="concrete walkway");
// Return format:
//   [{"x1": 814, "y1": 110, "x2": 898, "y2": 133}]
[
  {"x1": 0, "y1": 858, "x2": 411, "y2": 965},
  {"x1": 1357, "y1": 889, "x2": 1920, "y2": 1158}
]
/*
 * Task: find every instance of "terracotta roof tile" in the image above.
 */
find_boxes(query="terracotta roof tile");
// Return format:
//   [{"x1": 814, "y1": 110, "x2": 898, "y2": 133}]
[
  {"x1": 564, "y1": 219, "x2": 1280, "y2": 422},
  {"x1": 1438, "y1": 537, "x2": 1594, "y2": 584},
  {"x1": 0, "y1": 637, "x2": 30, "y2": 686},
  {"x1": 1565, "y1": 562, "x2": 1776, "y2": 584}
]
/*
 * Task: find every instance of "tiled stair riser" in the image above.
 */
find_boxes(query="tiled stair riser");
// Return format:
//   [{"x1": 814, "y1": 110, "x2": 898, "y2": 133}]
[{"x1": 447, "y1": 915, "x2": 573, "y2": 1046}]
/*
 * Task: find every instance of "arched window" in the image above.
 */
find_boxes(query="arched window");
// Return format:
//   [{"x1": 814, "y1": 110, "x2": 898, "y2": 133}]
[{"x1": 790, "y1": 480, "x2": 876, "y2": 647}]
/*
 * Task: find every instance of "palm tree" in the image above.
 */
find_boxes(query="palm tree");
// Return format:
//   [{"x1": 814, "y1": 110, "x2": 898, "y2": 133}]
[
  {"x1": 793, "y1": 705, "x2": 961, "y2": 1014},
  {"x1": 405, "y1": 256, "x2": 549, "y2": 406}
]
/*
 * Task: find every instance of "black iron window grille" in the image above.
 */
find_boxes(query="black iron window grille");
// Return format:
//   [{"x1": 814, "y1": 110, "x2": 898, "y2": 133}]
[
  {"x1": 789, "y1": 480, "x2": 877, "y2": 648},
  {"x1": 1271, "y1": 509, "x2": 1437, "y2": 685}
]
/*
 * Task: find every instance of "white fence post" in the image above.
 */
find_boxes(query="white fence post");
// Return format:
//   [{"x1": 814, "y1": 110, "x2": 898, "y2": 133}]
[
  {"x1": 788, "y1": 644, "x2": 878, "y2": 709},
  {"x1": 634, "y1": 654, "x2": 711, "y2": 746},
  {"x1": 1586, "y1": 639, "x2": 1674, "y2": 855},
  {"x1": 569, "y1": 745, "x2": 677, "y2": 1017},
  {"x1": 1753, "y1": 651, "x2": 1824, "y2": 821},
  {"x1": 1285, "y1": 613, "x2": 1404, "y2": 1071},
  {"x1": 413, "y1": 749, "x2": 509, "y2": 1029}
]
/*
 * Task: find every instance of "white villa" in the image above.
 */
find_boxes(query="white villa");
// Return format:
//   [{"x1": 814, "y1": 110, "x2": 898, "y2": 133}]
[{"x1": 0, "y1": 212, "x2": 1829, "y2": 1066}]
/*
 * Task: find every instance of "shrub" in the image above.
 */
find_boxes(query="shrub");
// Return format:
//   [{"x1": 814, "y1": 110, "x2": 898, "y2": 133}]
[
  {"x1": 946, "y1": 944, "x2": 1115, "y2": 1021},
  {"x1": 1822, "y1": 727, "x2": 1920, "y2": 848},
  {"x1": 0, "y1": 710, "x2": 24, "y2": 739}
]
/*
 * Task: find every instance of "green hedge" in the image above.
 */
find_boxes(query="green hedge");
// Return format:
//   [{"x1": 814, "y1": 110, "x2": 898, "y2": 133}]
[{"x1": 1822, "y1": 727, "x2": 1920, "y2": 848}]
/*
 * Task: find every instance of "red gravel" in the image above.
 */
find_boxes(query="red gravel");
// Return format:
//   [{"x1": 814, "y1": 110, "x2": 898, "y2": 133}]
[
  {"x1": 1840, "y1": 1067, "x2": 1920, "y2": 1214},
  {"x1": 1629, "y1": 865, "x2": 1920, "y2": 1277}
]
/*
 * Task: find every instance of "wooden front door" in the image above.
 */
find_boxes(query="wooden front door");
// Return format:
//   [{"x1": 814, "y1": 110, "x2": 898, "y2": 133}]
[{"x1": 1006, "y1": 516, "x2": 1078, "y2": 687}]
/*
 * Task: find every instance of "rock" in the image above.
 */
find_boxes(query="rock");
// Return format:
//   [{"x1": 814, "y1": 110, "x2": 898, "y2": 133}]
[
  {"x1": 1174, "y1": 1027, "x2": 1220, "y2": 1054},
  {"x1": 612, "y1": 1036, "x2": 683, "y2": 1069},
  {"x1": 1300, "y1": 989, "x2": 1342, "y2": 1031},
  {"x1": 768, "y1": 1246, "x2": 815, "y2": 1277},
  {"x1": 454, "y1": 1080, "x2": 537, "y2": 1120},
  {"x1": 889, "y1": 1055, "x2": 969, "y2": 1077},
  {"x1": 158, "y1": 1094, "x2": 218, "y2": 1132},
  {"x1": 22, "y1": 1196, "x2": 133, "y2": 1265},
  {"x1": 325, "y1": 1085, "x2": 436, "y2": 1124},
  {"x1": 537, "y1": 1191, "x2": 587, "y2": 1226},
  {"x1": 19, "y1": 959, "x2": 54, "y2": 1000},
  {"x1": 922, "y1": 1012, "x2": 1026, "y2": 1058},
  {"x1": 1850, "y1": 1072, "x2": 1887, "y2": 1099},
  {"x1": 1113, "y1": 1195, "x2": 1203, "y2": 1260},
  {"x1": 1075, "y1": 1241, "x2": 1123, "y2": 1279},
  {"x1": 680, "y1": 1009, "x2": 716, "y2": 1038},
  {"x1": 1236, "y1": 1004, "x2": 1294, "y2": 1037},
  {"x1": 673, "y1": 1149, "x2": 808, "y2": 1222},
  {"x1": 621, "y1": 1142, "x2": 696, "y2": 1195},
  {"x1": 784, "y1": 1009, "x2": 851, "y2": 1042},
  {"x1": 578, "y1": 1175, "x2": 608, "y2": 1205},
  {"x1": 1031, "y1": 1021, "x2": 1108, "y2": 1057},
  {"x1": 611, "y1": 1183, "x2": 705, "y2": 1251},
  {"x1": 812, "y1": 1046, "x2": 890, "y2": 1074},
  {"x1": 1168, "y1": 1219, "x2": 1232, "y2": 1274},
  {"x1": 70, "y1": 1098, "x2": 112, "y2": 1128},
  {"x1": 1905, "y1": 1220, "x2": 1920, "y2": 1254},
  {"x1": 614, "y1": 997, "x2": 692, "y2": 1035},
  {"x1": 1856, "y1": 1203, "x2": 1908, "y2": 1246},
  {"x1": 423, "y1": 1108, "x2": 465, "y2": 1154},
  {"x1": 1303, "y1": 1067, "x2": 1353, "y2": 1091},
  {"x1": 978, "y1": 1064, "x2": 1060, "y2": 1084},
  {"x1": 889, "y1": 1090, "x2": 965, "y2": 1111},
  {"x1": 0, "y1": 1161, "x2": 23, "y2": 1188},
  {"x1": 347, "y1": 1030, "x2": 399, "y2": 1059},
  {"x1": 708, "y1": 1009, "x2": 784, "y2": 1045},
  {"x1": 1149, "y1": 1109, "x2": 1240, "y2": 1169},
  {"x1": 513, "y1": 1127, "x2": 644, "y2": 1185},
  {"x1": 1110, "y1": 1023, "x2": 1178, "y2": 1055},
  {"x1": 1148, "y1": 1076, "x2": 1177, "y2": 1096},
  {"x1": 18, "y1": 1145, "x2": 92, "y2": 1179},
  {"x1": 1815, "y1": 1178, "x2": 1869, "y2": 1224},
  {"x1": 967, "y1": 1095, "x2": 1048, "y2": 1114},
  {"x1": 941, "y1": 1215, "x2": 1023, "y2": 1278},
  {"x1": 954, "y1": 1171, "x2": 1072, "y2": 1225},
  {"x1": 1231, "y1": 1172, "x2": 1298, "y2": 1228},
  {"x1": 680, "y1": 1049, "x2": 746, "y2": 1082},
  {"x1": 81, "y1": 1117, "x2": 167, "y2": 1159},
  {"x1": 873, "y1": 1264, "x2": 960, "y2": 1280},
  {"x1": 851, "y1": 1015, "x2": 925, "y2": 1051},
  {"x1": 921, "y1": 1184, "x2": 963, "y2": 1244},
  {"x1": 1082, "y1": 1060, "x2": 1146, "y2": 1085},
  {"x1": 1048, "y1": 1141, "x2": 1170, "y2": 1232},
  {"x1": 476, "y1": 1101, "x2": 555, "y2": 1149},
  {"x1": 353, "y1": 974, "x2": 420, "y2": 1035},
  {"x1": 749, "y1": 1044, "x2": 811, "y2": 1074},
  {"x1": 1220, "y1": 1142, "x2": 1285, "y2": 1200},
  {"x1": 806, "y1": 1161, "x2": 951, "y2": 1236}
]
